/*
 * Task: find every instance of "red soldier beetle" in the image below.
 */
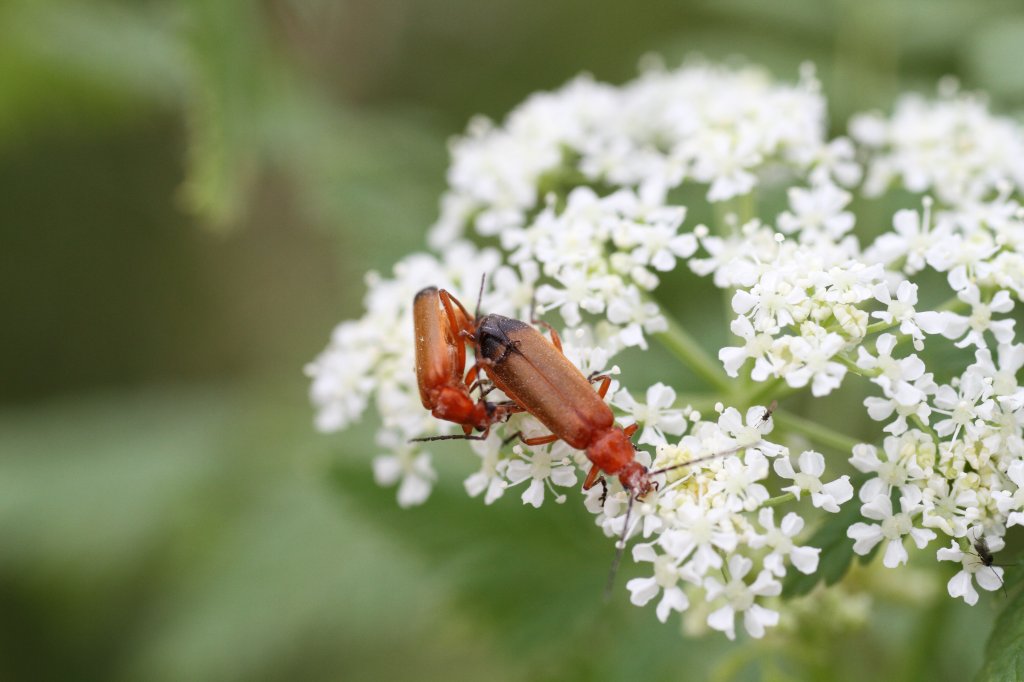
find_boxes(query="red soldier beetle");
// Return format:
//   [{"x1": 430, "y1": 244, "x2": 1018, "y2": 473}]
[
  {"x1": 411, "y1": 286, "x2": 519, "y2": 440},
  {"x1": 471, "y1": 311, "x2": 761, "y2": 593},
  {"x1": 472, "y1": 314, "x2": 648, "y2": 496},
  {"x1": 416, "y1": 283, "x2": 760, "y2": 594}
]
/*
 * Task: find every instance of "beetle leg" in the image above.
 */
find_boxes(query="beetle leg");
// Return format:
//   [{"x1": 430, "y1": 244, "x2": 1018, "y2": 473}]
[
  {"x1": 492, "y1": 400, "x2": 523, "y2": 418},
  {"x1": 465, "y1": 364, "x2": 494, "y2": 398},
  {"x1": 583, "y1": 465, "x2": 609, "y2": 503},
  {"x1": 623, "y1": 422, "x2": 639, "y2": 439},
  {"x1": 531, "y1": 318, "x2": 564, "y2": 354},
  {"x1": 520, "y1": 433, "x2": 560, "y2": 446},
  {"x1": 475, "y1": 382, "x2": 497, "y2": 398},
  {"x1": 503, "y1": 431, "x2": 560, "y2": 447},
  {"x1": 589, "y1": 374, "x2": 612, "y2": 399},
  {"x1": 490, "y1": 339, "x2": 521, "y2": 366},
  {"x1": 439, "y1": 290, "x2": 469, "y2": 374}
]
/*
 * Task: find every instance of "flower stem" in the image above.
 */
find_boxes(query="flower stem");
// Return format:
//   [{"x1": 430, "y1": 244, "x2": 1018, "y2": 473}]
[
  {"x1": 836, "y1": 353, "x2": 874, "y2": 378},
  {"x1": 743, "y1": 377, "x2": 794, "y2": 409},
  {"x1": 910, "y1": 414, "x2": 940, "y2": 445},
  {"x1": 937, "y1": 295, "x2": 969, "y2": 313},
  {"x1": 763, "y1": 492, "x2": 796, "y2": 508},
  {"x1": 671, "y1": 394, "x2": 720, "y2": 413},
  {"x1": 654, "y1": 311, "x2": 734, "y2": 393},
  {"x1": 772, "y1": 409, "x2": 860, "y2": 454},
  {"x1": 865, "y1": 320, "x2": 895, "y2": 335}
]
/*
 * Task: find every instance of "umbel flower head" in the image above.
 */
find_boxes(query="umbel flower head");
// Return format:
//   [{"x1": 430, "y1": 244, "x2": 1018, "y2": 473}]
[{"x1": 308, "y1": 59, "x2": 1024, "y2": 639}]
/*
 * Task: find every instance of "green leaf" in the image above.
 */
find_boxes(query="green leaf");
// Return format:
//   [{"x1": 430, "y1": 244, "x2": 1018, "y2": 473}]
[
  {"x1": 328, "y1": 456, "x2": 740, "y2": 681},
  {"x1": 329, "y1": 457, "x2": 613, "y2": 659},
  {"x1": 783, "y1": 499, "x2": 865, "y2": 597},
  {"x1": 179, "y1": 0, "x2": 271, "y2": 230},
  {"x1": 975, "y1": 581, "x2": 1024, "y2": 681}
]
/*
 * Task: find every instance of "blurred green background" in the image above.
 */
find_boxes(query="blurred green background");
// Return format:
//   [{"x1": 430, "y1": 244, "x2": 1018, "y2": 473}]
[{"x1": 4, "y1": 0, "x2": 1024, "y2": 680}]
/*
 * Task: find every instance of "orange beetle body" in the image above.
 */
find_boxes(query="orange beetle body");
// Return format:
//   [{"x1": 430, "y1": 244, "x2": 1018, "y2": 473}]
[
  {"x1": 413, "y1": 287, "x2": 514, "y2": 435},
  {"x1": 473, "y1": 313, "x2": 652, "y2": 497}
]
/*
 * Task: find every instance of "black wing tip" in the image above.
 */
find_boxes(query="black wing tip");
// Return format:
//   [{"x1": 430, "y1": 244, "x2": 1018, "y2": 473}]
[{"x1": 414, "y1": 286, "x2": 440, "y2": 301}]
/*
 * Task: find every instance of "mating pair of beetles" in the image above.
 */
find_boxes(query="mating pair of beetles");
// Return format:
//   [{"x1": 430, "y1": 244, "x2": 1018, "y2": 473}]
[{"x1": 413, "y1": 284, "x2": 695, "y2": 503}]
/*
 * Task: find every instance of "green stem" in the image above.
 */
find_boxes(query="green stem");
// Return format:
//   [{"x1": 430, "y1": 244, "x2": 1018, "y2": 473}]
[
  {"x1": 670, "y1": 395, "x2": 720, "y2": 414},
  {"x1": 863, "y1": 294, "x2": 965, "y2": 348},
  {"x1": 735, "y1": 191, "x2": 757, "y2": 224},
  {"x1": 743, "y1": 377, "x2": 796, "y2": 409},
  {"x1": 711, "y1": 192, "x2": 756, "y2": 358},
  {"x1": 654, "y1": 311, "x2": 733, "y2": 393},
  {"x1": 910, "y1": 414, "x2": 940, "y2": 445},
  {"x1": 772, "y1": 409, "x2": 861, "y2": 454},
  {"x1": 836, "y1": 353, "x2": 874, "y2": 378},
  {"x1": 937, "y1": 295, "x2": 969, "y2": 313},
  {"x1": 763, "y1": 492, "x2": 797, "y2": 508},
  {"x1": 865, "y1": 319, "x2": 895, "y2": 335}
]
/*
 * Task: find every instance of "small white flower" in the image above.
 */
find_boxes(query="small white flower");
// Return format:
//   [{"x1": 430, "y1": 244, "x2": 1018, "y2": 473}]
[
  {"x1": 920, "y1": 477, "x2": 978, "y2": 538},
  {"x1": 718, "y1": 315, "x2": 780, "y2": 380},
  {"x1": 605, "y1": 287, "x2": 668, "y2": 349},
  {"x1": 865, "y1": 207, "x2": 945, "y2": 273},
  {"x1": 535, "y1": 267, "x2": 606, "y2": 327},
  {"x1": 373, "y1": 445, "x2": 437, "y2": 508},
  {"x1": 626, "y1": 543, "x2": 695, "y2": 623},
  {"x1": 932, "y1": 371, "x2": 995, "y2": 442},
  {"x1": 857, "y1": 334, "x2": 925, "y2": 394},
  {"x1": 658, "y1": 503, "x2": 738, "y2": 575},
  {"x1": 936, "y1": 529, "x2": 1005, "y2": 605},
  {"x1": 847, "y1": 488, "x2": 936, "y2": 568},
  {"x1": 917, "y1": 284, "x2": 1015, "y2": 350},
  {"x1": 613, "y1": 383, "x2": 688, "y2": 446},
  {"x1": 690, "y1": 131, "x2": 763, "y2": 202},
  {"x1": 704, "y1": 555, "x2": 781, "y2": 640},
  {"x1": 708, "y1": 452, "x2": 771, "y2": 512},
  {"x1": 505, "y1": 447, "x2": 577, "y2": 508},
  {"x1": 783, "y1": 330, "x2": 848, "y2": 397},
  {"x1": 850, "y1": 436, "x2": 929, "y2": 502},
  {"x1": 777, "y1": 182, "x2": 855, "y2": 240},
  {"x1": 871, "y1": 281, "x2": 924, "y2": 349},
  {"x1": 773, "y1": 450, "x2": 853, "y2": 513},
  {"x1": 464, "y1": 435, "x2": 510, "y2": 505},
  {"x1": 995, "y1": 460, "x2": 1024, "y2": 527},
  {"x1": 748, "y1": 508, "x2": 821, "y2": 576},
  {"x1": 717, "y1": 405, "x2": 781, "y2": 453},
  {"x1": 732, "y1": 270, "x2": 807, "y2": 333}
]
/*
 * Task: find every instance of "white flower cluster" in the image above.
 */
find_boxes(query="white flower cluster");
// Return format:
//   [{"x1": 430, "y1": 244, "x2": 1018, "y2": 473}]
[
  {"x1": 431, "y1": 60, "x2": 841, "y2": 248},
  {"x1": 695, "y1": 85, "x2": 1024, "y2": 606},
  {"x1": 604, "y1": 404, "x2": 852, "y2": 640},
  {"x1": 308, "y1": 60, "x2": 1024, "y2": 637},
  {"x1": 852, "y1": 84, "x2": 1024, "y2": 206}
]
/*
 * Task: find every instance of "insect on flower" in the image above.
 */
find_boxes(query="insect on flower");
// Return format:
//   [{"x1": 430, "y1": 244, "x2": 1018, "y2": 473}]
[
  {"x1": 413, "y1": 285, "x2": 720, "y2": 497},
  {"x1": 474, "y1": 311, "x2": 662, "y2": 498},
  {"x1": 411, "y1": 286, "x2": 521, "y2": 439},
  {"x1": 759, "y1": 399, "x2": 779, "y2": 426},
  {"x1": 968, "y1": 529, "x2": 1010, "y2": 597},
  {"x1": 471, "y1": 307, "x2": 756, "y2": 592}
]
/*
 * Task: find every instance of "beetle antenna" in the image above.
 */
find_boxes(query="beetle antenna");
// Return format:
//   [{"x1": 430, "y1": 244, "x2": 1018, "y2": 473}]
[
  {"x1": 475, "y1": 273, "x2": 486, "y2": 321},
  {"x1": 648, "y1": 443, "x2": 749, "y2": 477},
  {"x1": 970, "y1": 555, "x2": 1009, "y2": 598},
  {"x1": 605, "y1": 494, "x2": 635, "y2": 601},
  {"x1": 409, "y1": 433, "x2": 488, "y2": 442}
]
